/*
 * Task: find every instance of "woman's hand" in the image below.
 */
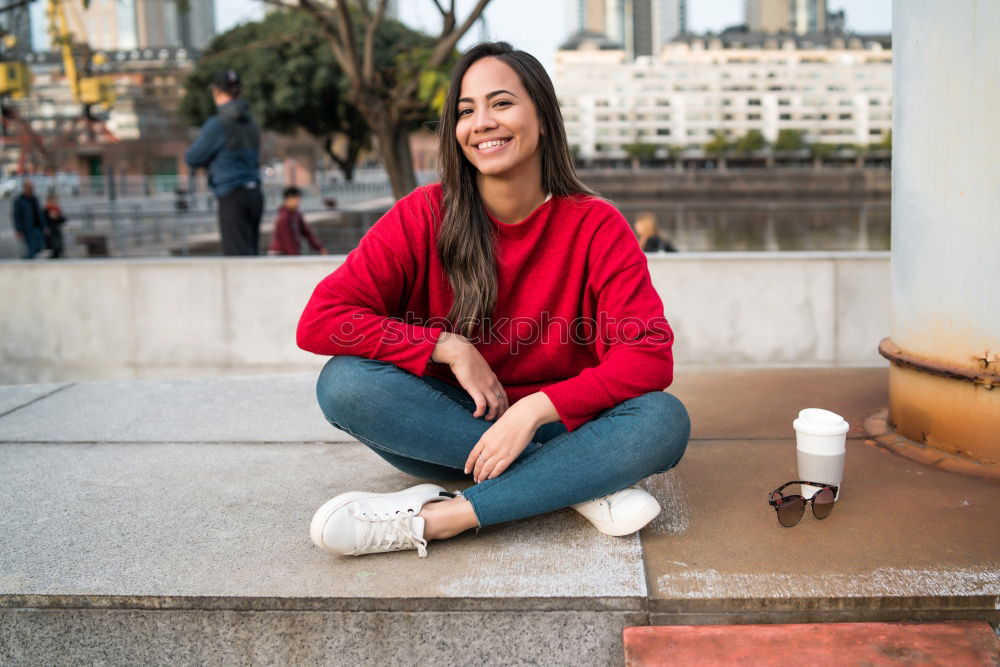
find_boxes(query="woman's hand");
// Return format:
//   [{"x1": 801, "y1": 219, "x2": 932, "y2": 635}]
[
  {"x1": 464, "y1": 393, "x2": 560, "y2": 482},
  {"x1": 432, "y1": 331, "x2": 508, "y2": 421}
]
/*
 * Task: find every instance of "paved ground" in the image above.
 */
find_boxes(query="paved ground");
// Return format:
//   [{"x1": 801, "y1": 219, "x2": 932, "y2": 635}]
[{"x1": 1, "y1": 368, "x2": 997, "y2": 665}]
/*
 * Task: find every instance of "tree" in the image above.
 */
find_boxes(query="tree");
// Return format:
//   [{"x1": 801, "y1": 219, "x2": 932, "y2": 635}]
[
  {"x1": 267, "y1": 0, "x2": 491, "y2": 199},
  {"x1": 809, "y1": 142, "x2": 836, "y2": 169},
  {"x1": 180, "y1": 9, "x2": 441, "y2": 181},
  {"x1": 851, "y1": 142, "x2": 870, "y2": 168},
  {"x1": 666, "y1": 144, "x2": 686, "y2": 172},
  {"x1": 732, "y1": 129, "x2": 767, "y2": 154},
  {"x1": 874, "y1": 130, "x2": 892, "y2": 151},
  {"x1": 622, "y1": 140, "x2": 656, "y2": 170},
  {"x1": 703, "y1": 131, "x2": 731, "y2": 155},
  {"x1": 773, "y1": 129, "x2": 805, "y2": 152}
]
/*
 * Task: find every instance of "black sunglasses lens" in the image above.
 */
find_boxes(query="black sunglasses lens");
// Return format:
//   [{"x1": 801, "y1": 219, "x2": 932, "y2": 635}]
[
  {"x1": 812, "y1": 487, "x2": 835, "y2": 519},
  {"x1": 776, "y1": 495, "x2": 805, "y2": 527}
]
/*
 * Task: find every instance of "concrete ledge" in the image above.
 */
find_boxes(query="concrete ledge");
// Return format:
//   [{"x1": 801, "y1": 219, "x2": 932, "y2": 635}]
[
  {"x1": 0, "y1": 441, "x2": 647, "y2": 602},
  {"x1": 3, "y1": 369, "x2": 996, "y2": 664},
  {"x1": 0, "y1": 252, "x2": 890, "y2": 384},
  {"x1": 0, "y1": 374, "x2": 339, "y2": 443}
]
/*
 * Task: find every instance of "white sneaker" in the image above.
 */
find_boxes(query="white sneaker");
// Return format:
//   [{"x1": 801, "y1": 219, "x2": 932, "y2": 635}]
[
  {"x1": 571, "y1": 486, "x2": 661, "y2": 536},
  {"x1": 310, "y1": 483, "x2": 451, "y2": 557}
]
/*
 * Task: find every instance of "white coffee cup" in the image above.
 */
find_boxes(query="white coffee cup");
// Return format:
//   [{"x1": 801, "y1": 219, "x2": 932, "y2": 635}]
[{"x1": 793, "y1": 408, "x2": 849, "y2": 502}]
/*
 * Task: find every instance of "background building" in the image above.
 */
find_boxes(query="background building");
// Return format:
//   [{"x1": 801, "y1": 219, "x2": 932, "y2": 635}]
[
  {"x1": 746, "y1": 0, "x2": 828, "y2": 35},
  {"x1": 568, "y1": 0, "x2": 686, "y2": 60},
  {"x1": 68, "y1": 0, "x2": 216, "y2": 50},
  {"x1": 555, "y1": 30, "x2": 892, "y2": 162},
  {"x1": 5, "y1": 47, "x2": 197, "y2": 179}
]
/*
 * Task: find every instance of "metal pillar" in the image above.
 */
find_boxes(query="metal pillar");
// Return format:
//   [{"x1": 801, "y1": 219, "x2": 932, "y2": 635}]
[{"x1": 880, "y1": 0, "x2": 1000, "y2": 471}]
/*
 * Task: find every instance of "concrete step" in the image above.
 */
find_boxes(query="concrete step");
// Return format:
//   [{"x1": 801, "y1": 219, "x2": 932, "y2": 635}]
[
  {"x1": 1, "y1": 370, "x2": 997, "y2": 665},
  {"x1": 0, "y1": 440, "x2": 647, "y2": 665}
]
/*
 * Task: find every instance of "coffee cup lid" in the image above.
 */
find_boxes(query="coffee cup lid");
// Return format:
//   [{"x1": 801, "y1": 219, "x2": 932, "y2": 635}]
[{"x1": 793, "y1": 408, "x2": 849, "y2": 436}]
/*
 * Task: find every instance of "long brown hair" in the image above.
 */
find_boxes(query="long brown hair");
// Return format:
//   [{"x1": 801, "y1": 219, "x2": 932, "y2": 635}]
[{"x1": 436, "y1": 41, "x2": 596, "y2": 339}]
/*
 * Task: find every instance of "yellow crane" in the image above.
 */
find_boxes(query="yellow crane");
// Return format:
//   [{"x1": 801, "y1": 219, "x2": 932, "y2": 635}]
[
  {"x1": 0, "y1": 0, "x2": 30, "y2": 99},
  {"x1": 47, "y1": 0, "x2": 116, "y2": 112},
  {"x1": 0, "y1": 1, "x2": 44, "y2": 173}
]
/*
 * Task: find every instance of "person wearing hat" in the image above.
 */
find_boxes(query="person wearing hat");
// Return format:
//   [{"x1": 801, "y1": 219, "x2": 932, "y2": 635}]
[{"x1": 185, "y1": 69, "x2": 264, "y2": 255}]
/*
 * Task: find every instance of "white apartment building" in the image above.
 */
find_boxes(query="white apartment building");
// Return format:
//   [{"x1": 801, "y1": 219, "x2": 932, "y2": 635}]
[{"x1": 555, "y1": 31, "x2": 892, "y2": 161}]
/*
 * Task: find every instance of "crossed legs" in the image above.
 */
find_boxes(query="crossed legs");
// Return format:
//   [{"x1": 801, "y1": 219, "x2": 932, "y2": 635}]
[{"x1": 315, "y1": 354, "x2": 690, "y2": 535}]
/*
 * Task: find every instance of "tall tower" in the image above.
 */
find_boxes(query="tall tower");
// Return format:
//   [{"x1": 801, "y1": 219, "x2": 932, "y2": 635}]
[
  {"x1": 746, "y1": 0, "x2": 827, "y2": 34},
  {"x1": 176, "y1": 0, "x2": 216, "y2": 50},
  {"x1": 655, "y1": 0, "x2": 686, "y2": 44},
  {"x1": 631, "y1": 0, "x2": 652, "y2": 57},
  {"x1": 579, "y1": 0, "x2": 607, "y2": 33},
  {"x1": 70, "y1": 0, "x2": 216, "y2": 51},
  {"x1": 571, "y1": 0, "x2": 685, "y2": 58},
  {"x1": 66, "y1": 0, "x2": 135, "y2": 50},
  {"x1": 790, "y1": 0, "x2": 825, "y2": 34},
  {"x1": 135, "y1": 0, "x2": 180, "y2": 48}
]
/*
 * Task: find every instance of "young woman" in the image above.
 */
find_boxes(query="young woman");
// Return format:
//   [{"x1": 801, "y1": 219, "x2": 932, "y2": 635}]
[{"x1": 298, "y1": 42, "x2": 690, "y2": 558}]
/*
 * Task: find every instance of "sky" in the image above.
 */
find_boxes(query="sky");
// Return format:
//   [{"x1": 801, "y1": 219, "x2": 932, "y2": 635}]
[{"x1": 31, "y1": 0, "x2": 892, "y2": 74}]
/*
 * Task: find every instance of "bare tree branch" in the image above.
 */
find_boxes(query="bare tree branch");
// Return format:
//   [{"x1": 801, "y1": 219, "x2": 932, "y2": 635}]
[
  {"x1": 333, "y1": 0, "x2": 363, "y2": 85},
  {"x1": 361, "y1": 0, "x2": 388, "y2": 83},
  {"x1": 292, "y1": 0, "x2": 357, "y2": 87},
  {"x1": 429, "y1": 0, "x2": 489, "y2": 67},
  {"x1": 391, "y1": 0, "x2": 489, "y2": 105},
  {"x1": 429, "y1": 0, "x2": 446, "y2": 16}
]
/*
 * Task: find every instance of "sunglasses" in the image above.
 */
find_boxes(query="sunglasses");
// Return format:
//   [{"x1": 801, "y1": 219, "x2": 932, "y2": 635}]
[{"x1": 768, "y1": 481, "x2": 838, "y2": 527}]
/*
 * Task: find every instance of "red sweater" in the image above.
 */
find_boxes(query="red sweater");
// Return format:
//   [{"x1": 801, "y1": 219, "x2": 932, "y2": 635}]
[
  {"x1": 296, "y1": 182, "x2": 674, "y2": 432},
  {"x1": 269, "y1": 206, "x2": 324, "y2": 255}
]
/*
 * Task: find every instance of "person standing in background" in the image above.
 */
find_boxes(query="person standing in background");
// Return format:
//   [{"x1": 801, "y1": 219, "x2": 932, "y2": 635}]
[
  {"x1": 268, "y1": 186, "x2": 328, "y2": 256},
  {"x1": 12, "y1": 180, "x2": 46, "y2": 259},
  {"x1": 634, "y1": 211, "x2": 677, "y2": 253},
  {"x1": 43, "y1": 190, "x2": 66, "y2": 259},
  {"x1": 184, "y1": 69, "x2": 263, "y2": 255}
]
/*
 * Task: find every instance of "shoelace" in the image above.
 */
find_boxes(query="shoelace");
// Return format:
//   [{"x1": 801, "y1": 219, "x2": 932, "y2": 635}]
[{"x1": 352, "y1": 509, "x2": 429, "y2": 557}]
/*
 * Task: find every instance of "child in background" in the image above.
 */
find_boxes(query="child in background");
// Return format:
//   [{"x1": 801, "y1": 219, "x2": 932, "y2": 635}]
[
  {"x1": 267, "y1": 186, "x2": 328, "y2": 256},
  {"x1": 43, "y1": 190, "x2": 67, "y2": 259}
]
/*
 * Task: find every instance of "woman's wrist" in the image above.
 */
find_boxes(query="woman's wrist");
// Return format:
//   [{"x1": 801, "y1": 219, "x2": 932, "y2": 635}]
[
  {"x1": 521, "y1": 391, "x2": 560, "y2": 429},
  {"x1": 431, "y1": 331, "x2": 470, "y2": 365}
]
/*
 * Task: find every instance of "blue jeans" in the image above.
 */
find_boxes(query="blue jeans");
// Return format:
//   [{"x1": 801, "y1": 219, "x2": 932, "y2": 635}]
[{"x1": 315, "y1": 355, "x2": 690, "y2": 529}]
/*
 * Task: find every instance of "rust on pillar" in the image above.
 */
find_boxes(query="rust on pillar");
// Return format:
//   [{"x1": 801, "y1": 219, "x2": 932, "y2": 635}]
[{"x1": 868, "y1": 339, "x2": 1000, "y2": 481}]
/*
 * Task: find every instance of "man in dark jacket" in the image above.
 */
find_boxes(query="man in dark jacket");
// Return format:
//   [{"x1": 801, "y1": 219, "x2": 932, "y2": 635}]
[
  {"x1": 12, "y1": 180, "x2": 46, "y2": 259},
  {"x1": 185, "y1": 69, "x2": 263, "y2": 255}
]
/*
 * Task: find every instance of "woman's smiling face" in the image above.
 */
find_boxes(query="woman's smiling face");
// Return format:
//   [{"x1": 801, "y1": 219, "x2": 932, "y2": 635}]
[{"x1": 455, "y1": 57, "x2": 542, "y2": 180}]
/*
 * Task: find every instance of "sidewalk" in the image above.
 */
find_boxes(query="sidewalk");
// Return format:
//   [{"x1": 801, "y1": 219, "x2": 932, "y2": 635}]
[{"x1": 1, "y1": 368, "x2": 997, "y2": 664}]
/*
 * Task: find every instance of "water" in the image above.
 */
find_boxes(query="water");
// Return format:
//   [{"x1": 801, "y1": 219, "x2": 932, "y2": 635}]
[{"x1": 616, "y1": 201, "x2": 890, "y2": 252}]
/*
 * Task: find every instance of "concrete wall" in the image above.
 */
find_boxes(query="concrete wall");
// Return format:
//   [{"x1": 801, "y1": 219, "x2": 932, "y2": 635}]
[{"x1": 0, "y1": 252, "x2": 889, "y2": 384}]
